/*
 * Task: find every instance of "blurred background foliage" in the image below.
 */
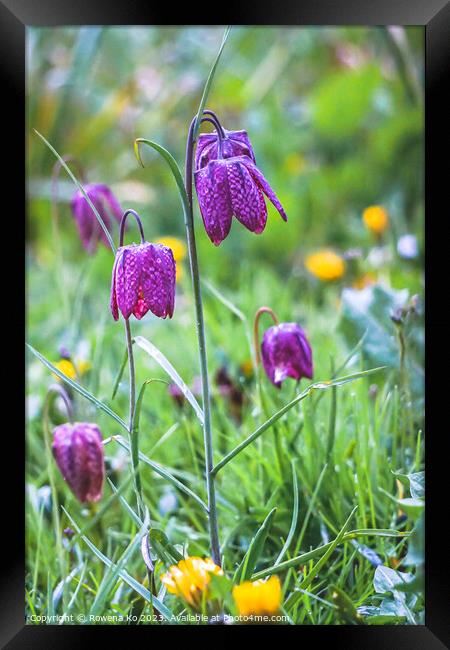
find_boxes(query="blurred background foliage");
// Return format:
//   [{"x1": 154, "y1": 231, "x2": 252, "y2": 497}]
[{"x1": 27, "y1": 26, "x2": 423, "y2": 273}]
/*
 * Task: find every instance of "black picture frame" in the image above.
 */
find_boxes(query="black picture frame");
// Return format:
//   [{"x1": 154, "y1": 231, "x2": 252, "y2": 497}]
[{"x1": 4, "y1": 0, "x2": 449, "y2": 646}]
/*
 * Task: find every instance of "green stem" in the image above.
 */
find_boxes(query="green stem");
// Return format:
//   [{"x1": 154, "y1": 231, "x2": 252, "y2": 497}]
[
  {"x1": 184, "y1": 117, "x2": 221, "y2": 566},
  {"x1": 124, "y1": 318, "x2": 144, "y2": 519}
]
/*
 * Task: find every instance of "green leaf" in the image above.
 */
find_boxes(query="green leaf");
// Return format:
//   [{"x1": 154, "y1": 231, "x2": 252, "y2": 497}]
[
  {"x1": 274, "y1": 460, "x2": 299, "y2": 566},
  {"x1": 149, "y1": 528, "x2": 184, "y2": 565},
  {"x1": 27, "y1": 343, "x2": 128, "y2": 431},
  {"x1": 234, "y1": 507, "x2": 277, "y2": 583},
  {"x1": 34, "y1": 129, "x2": 116, "y2": 253},
  {"x1": 403, "y1": 511, "x2": 424, "y2": 568},
  {"x1": 63, "y1": 508, "x2": 174, "y2": 622},
  {"x1": 134, "y1": 336, "x2": 204, "y2": 425},
  {"x1": 193, "y1": 27, "x2": 231, "y2": 140},
  {"x1": 373, "y1": 565, "x2": 414, "y2": 595},
  {"x1": 111, "y1": 435, "x2": 208, "y2": 512},
  {"x1": 339, "y1": 285, "x2": 409, "y2": 369},
  {"x1": 212, "y1": 367, "x2": 385, "y2": 475},
  {"x1": 408, "y1": 471, "x2": 425, "y2": 500}
]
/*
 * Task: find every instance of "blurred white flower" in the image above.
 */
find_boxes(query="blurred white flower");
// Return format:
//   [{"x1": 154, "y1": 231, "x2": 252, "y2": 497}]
[
  {"x1": 367, "y1": 246, "x2": 392, "y2": 268},
  {"x1": 397, "y1": 234, "x2": 419, "y2": 259}
]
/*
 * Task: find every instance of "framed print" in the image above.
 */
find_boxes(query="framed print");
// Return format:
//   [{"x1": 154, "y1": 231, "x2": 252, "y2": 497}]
[{"x1": 1, "y1": 0, "x2": 449, "y2": 645}]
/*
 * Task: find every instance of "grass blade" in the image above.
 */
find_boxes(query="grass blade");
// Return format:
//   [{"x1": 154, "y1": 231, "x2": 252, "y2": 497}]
[
  {"x1": 63, "y1": 508, "x2": 174, "y2": 621},
  {"x1": 34, "y1": 129, "x2": 116, "y2": 253},
  {"x1": 27, "y1": 343, "x2": 128, "y2": 431},
  {"x1": 212, "y1": 367, "x2": 386, "y2": 475},
  {"x1": 193, "y1": 26, "x2": 231, "y2": 140},
  {"x1": 134, "y1": 335, "x2": 204, "y2": 425},
  {"x1": 274, "y1": 460, "x2": 299, "y2": 566},
  {"x1": 234, "y1": 507, "x2": 277, "y2": 583},
  {"x1": 111, "y1": 435, "x2": 208, "y2": 512}
]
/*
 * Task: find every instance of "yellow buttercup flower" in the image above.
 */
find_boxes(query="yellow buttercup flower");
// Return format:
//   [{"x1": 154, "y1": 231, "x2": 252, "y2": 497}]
[
  {"x1": 52, "y1": 359, "x2": 91, "y2": 381},
  {"x1": 233, "y1": 576, "x2": 281, "y2": 617},
  {"x1": 363, "y1": 206, "x2": 389, "y2": 235},
  {"x1": 156, "y1": 237, "x2": 187, "y2": 282},
  {"x1": 160, "y1": 557, "x2": 223, "y2": 607},
  {"x1": 305, "y1": 250, "x2": 345, "y2": 281}
]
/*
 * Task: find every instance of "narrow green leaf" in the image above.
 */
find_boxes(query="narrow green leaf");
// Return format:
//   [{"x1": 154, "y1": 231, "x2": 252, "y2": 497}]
[
  {"x1": 212, "y1": 367, "x2": 386, "y2": 475},
  {"x1": 134, "y1": 139, "x2": 190, "y2": 218},
  {"x1": 251, "y1": 525, "x2": 406, "y2": 580},
  {"x1": 34, "y1": 129, "x2": 116, "y2": 253},
  {"x1": 134, "y1": 335, "x2": 204, "y2": 425},
  {"x1": 27, "y1": 343, "x2": 128, "y2": 431},
  {"x1": 234, "y1": 507, "x2": 277, "y2": 583},
  {"x1": 112, "y1": 435, "x2": 208, "y2": 512},
  {"x1": 111, "y1": 347, "x2": 128, "y2": 400},
  {"x1": 275, "y1": 461, "x2": 299, "y2": 566},
  {"x1": 63, "y1": 508, "x2": 174, "y2": 622},
  {"x1": 193, "y1": 26, "x2": 231, "y2": 140}
]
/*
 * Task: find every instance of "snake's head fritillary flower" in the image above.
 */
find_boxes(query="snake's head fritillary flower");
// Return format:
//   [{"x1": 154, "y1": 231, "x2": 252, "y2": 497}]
[
  {"x1": 305, "y1": 249, "x2": 345, "y2": 281},
  {"x1": 195, "y1": 128, "x2": 256, "y2": 170},
  {"x1": 71, "y1": 184, "x2": 122, "y2": 253},
  {"x1": 110, "y1": 242, "x2": 176, "y2": 321},
  {"x1": 232, "y1": 576, "x2": 282, "y2": 618},
  {"x1": 195, "y1": 156, "x2": 287, "y2": 246},
  {"x1": 261, "y1": 322, "x2": 313, "y2": 388},
  {"x1": 362, "y1": 205, "x2": 389, "y2": 235},
  {"x1": 52, "y1": 422, "x2": 104, "y2": 503},
  {"x1": 160, "y1": 557, "x2": 223, "y2": 608}
]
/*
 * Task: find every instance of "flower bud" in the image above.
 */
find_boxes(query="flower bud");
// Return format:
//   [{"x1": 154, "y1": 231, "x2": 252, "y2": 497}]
[{"x1": 261, "y1": 322, "x2": 313, "y2": 388}]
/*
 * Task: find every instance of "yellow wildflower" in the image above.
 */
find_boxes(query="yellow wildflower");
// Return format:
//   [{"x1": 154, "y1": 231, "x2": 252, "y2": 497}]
[
  {"x1": 52, "y1": 359, "x2": 91, "y2": 381},
  {"x1": 305, "y1": 250, "x2": 345, "y2": 281},
  {"x1": 363, "y1": 206, "x2": 389, "y2": 235},
  {"x1": 233, "y1": 576, "x2": 281, "y2": 617},
  {"x1": 240, "y1": 358, "x2": 254, "y2": 379},
  {"x1": 160, "y1": 557, "x2": 223, "y2": 607},
  {"x1": 156, "y1": 237, "x2": 187, "y2": 282}
]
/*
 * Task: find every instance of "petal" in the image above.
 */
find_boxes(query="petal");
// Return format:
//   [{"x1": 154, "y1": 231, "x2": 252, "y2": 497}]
[
  {"x1": 71, "y1": 190, "x2": 97, "y2": 252},
  {"x1": 194, "y1": 161, "x2": 233, "y2": 246},
  {"x1": 110, "y1": 253, "x2": 120, "y2": 321},
  {"x1": 195, "y1": 134, "x2": 217, "y2": 170},
  {"x1": 115, "y1": 247, "x2": 140, "y2": 319},
  {"x1": 96, "y1": 184, "x2": 123, "y2": 223},
  {"x1": 140, "y1": 243, "x2": 176, "y2": 319},
  {"x1": 226, "y1": 160, "x2": 265, "y2": 234},
  {"x1": 242, "y1": 159, "x2": 288, "y2": 222}
]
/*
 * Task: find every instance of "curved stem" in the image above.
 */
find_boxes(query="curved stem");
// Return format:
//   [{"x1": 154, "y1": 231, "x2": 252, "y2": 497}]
[
  {"x1": 185, "y1": 116, "x2": 221, "y2": 566},
  {"x1": 200, "y1": 117, "x2": 224, "y2": 158},
  {"x1": 253, "y1": 306, "x2": 280, "y2": 365},
  {"x1": 201, "y1": 110, "x2": 226, "y2": 137},
  {"x1": 120, "y1": 209, "x2": 145, "y2": 247},
  {"x1": 48, "y1": 383, "x2": 74, "y2": 422}
]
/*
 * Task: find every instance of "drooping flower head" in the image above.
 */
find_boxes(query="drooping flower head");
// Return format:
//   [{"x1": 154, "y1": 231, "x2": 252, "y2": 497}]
[
  {"x1": 232, "y1": 576, "x2": 282, "y2": 617},
  {"x1": 261, "y1": 322, "x2": 313, "y2": 388},
  {"x1": 110, "y1": 210, "x2": 176, "y2": 321},
  {"x1": 160, "y1": 557, "x2": 223, "y2": 608},
  {"x1": 193, "y1": 112, "x2": 287, "y2": 245},
  {"x1": 305, "y1": 249, "x2": 345, "y2": 281},
  {"x1": 71, "y1": 183, "x2": 123, "y2": 253},
  {"x1": 363, "y1": 205, "x2": 389, "y2": 235},
  {"x1": 52, "y1": 422, "x2": 104, "y2": 502}
]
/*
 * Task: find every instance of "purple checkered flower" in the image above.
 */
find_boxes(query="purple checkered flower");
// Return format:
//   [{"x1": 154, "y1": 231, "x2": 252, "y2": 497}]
[
  {"x1": 195, "y1": 129, "x2": 256, "y2": 170},
  {"x1": 52, "y1": 422, "x2": 104, "y2": 502},
  {"x1": 194, "y1": 155, "x2": 287, "y2": 246},
  {"x1": 110, "y1": 242, "x2": 176, "y2": 321},
  {"x1": 71, "y1": 183, "x2": 122, "y2": 253},
  {"x1": 261, "y1": 322, "x2": 313, "y2": 388}
]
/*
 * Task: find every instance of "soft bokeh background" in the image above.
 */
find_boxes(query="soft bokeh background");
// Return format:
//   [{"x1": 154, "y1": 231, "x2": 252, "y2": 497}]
[{"x1": 26, "y1": 27, "x2": 425, "y2": 624}]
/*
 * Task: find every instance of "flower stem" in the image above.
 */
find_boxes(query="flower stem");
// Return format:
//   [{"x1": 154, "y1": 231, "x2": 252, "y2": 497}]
[
  {"x1": 185, "y1": 117, "x2": 221, "y2": 566},
  {"x1": 124, "y1": 318, "x2": 144, "y2": 519}
]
